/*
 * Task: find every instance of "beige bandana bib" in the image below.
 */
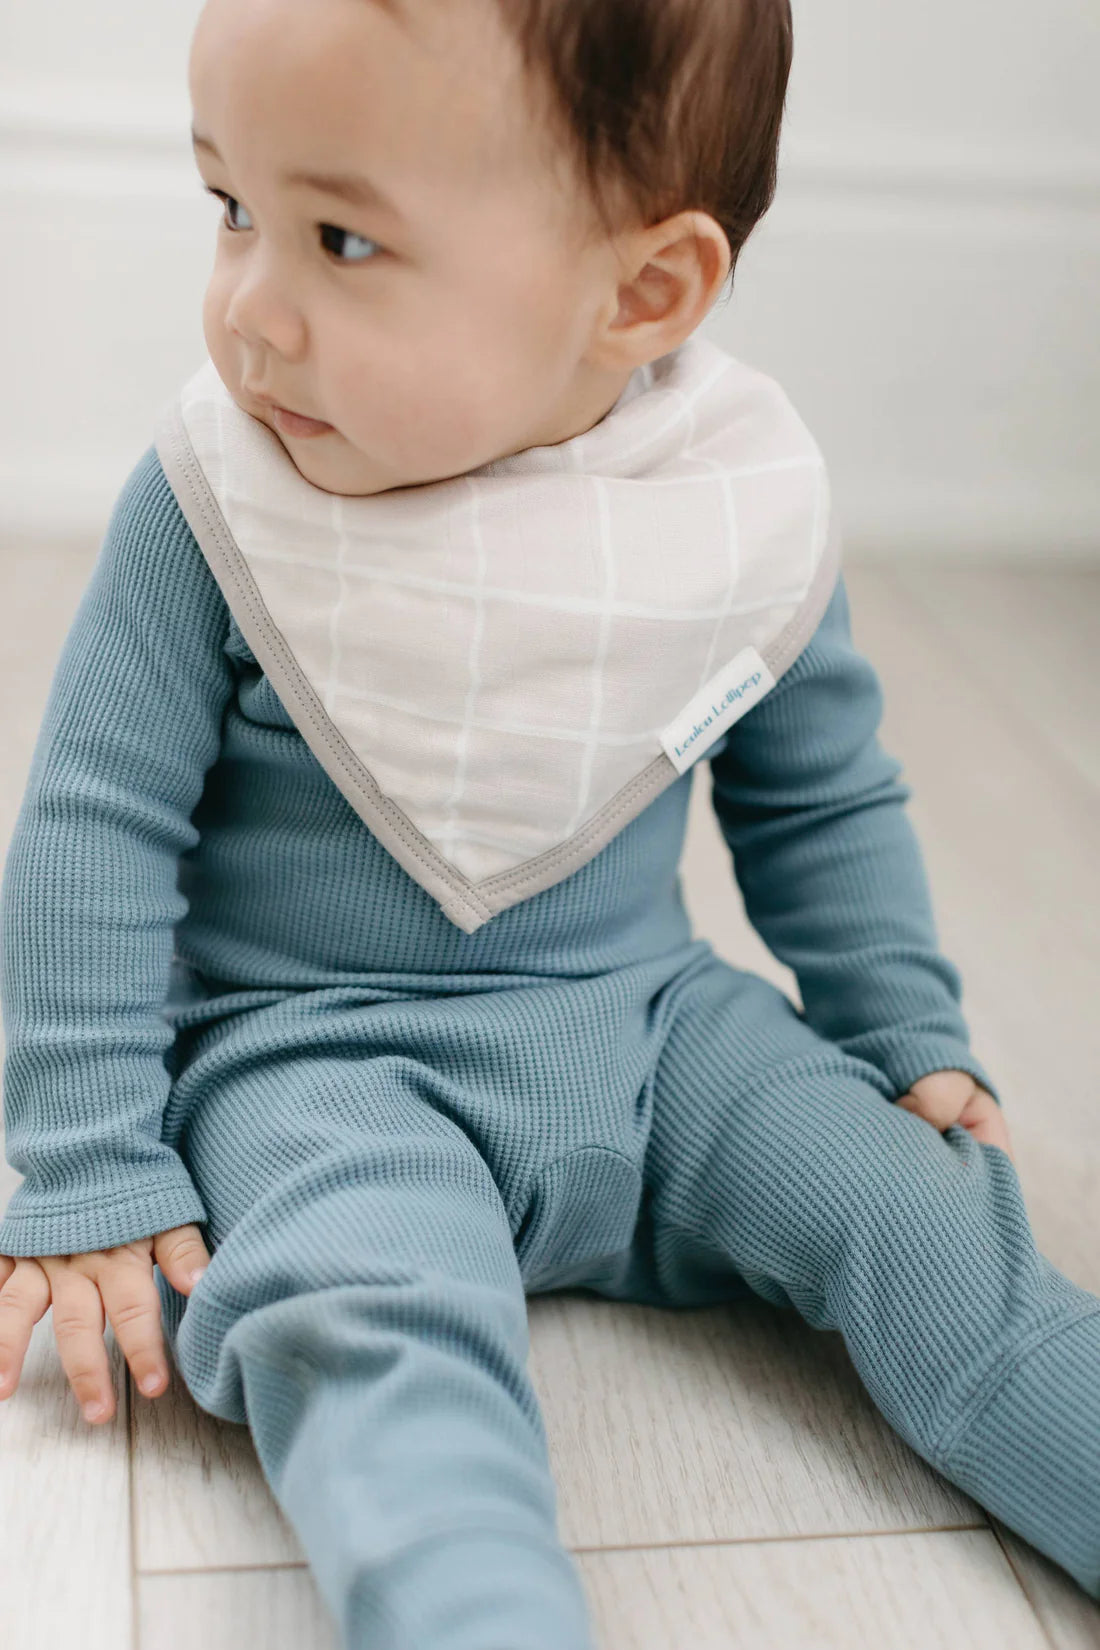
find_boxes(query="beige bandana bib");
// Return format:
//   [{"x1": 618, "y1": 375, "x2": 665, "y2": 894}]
[{"x1": 154, "y1": 333, "x2": 841, "y2": 933}]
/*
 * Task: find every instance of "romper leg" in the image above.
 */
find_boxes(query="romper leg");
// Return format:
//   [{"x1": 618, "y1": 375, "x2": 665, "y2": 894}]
[
  {"x1": 629, "y1": 958, "x2": 1100, "y2": 1600},
  {"x1": 157, "y1": 1042, "x2": 596, "y2": 1650}
]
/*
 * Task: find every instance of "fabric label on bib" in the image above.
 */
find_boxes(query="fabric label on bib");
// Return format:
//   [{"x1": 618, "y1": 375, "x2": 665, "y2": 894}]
[{"x1": 659, "y1": 646, "x2": 777, "y2": 774}]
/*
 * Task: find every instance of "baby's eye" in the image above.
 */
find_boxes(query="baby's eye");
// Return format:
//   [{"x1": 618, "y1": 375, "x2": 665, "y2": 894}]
[
  {"x1": 204, "y1": 187, "x2": 252, "y2": 232},
  {"x1": 319, "y1": 224, "x2": 380, "y2": 264},
  {"x1": 200, "y1": 187, "x2": 379, "y2": 264}
]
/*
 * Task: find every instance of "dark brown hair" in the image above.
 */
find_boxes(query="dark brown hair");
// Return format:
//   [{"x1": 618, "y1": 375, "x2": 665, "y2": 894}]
[{"x1": 369, "y1": 0, "x2": 794, "y2": 301}]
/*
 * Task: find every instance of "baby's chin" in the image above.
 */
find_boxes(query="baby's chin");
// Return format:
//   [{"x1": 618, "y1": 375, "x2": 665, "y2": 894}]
[
  {"x1": 273, "y1": 431, "x2": 413, "y2": 498},
  {"x1": 289, "y1": 438, "x2": 482, "y2": 498}
]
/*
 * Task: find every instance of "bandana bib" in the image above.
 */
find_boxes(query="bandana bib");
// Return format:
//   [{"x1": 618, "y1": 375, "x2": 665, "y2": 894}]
[{"x1": 153, "y1": 333, "x2": 841, "y2": 933}]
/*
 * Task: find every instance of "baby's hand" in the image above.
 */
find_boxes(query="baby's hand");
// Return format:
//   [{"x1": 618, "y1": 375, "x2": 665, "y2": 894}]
[
  {"x1": 0, "y1": 1224, "x2": 211, "y2": 1424},
  {"x1": 895, "y1": 1069, "x2": 1015, "y2": 1163}
]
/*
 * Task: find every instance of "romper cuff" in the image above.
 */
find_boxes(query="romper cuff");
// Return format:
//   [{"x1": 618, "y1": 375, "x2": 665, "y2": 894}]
[
  {"x1": 0, "y1": 1166, "x2": 208, "y2": 1258},
  {"x1": 834, "y1": 1030, "x2": 1002, "y2": 1108}
]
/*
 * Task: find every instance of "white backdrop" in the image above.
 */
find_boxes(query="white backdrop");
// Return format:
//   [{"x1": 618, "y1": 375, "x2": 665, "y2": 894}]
[{"x1": 1, "y1": 0, "x2": 1098, "y2": 556}]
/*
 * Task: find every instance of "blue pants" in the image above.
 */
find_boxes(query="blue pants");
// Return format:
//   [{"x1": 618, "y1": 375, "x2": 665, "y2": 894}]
[{"x1": 157, "y1": 947, "x2": 1100, "y2": 1647}]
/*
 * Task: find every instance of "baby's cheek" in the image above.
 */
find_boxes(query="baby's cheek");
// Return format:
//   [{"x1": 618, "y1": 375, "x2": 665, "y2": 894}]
[
  {"x1": 201, "y1": 283, "x2": 235, "y2": 389},
  {"x1": 327, "y1": 372, "x2": 426, "y2": 477}
]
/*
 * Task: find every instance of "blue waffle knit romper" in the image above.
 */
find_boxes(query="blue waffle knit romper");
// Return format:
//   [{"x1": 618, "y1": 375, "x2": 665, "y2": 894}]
[{"x1": 2, "y1": 446, "x2": 1098, "y2": 1649}]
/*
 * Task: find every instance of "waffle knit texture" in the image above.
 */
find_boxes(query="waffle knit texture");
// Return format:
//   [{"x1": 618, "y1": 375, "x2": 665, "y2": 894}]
[
  {"x1": 0, "y1": 443, "x2": 1000, "y2": 1257},
  {"x1": 5, "y1": 445, "x2": 1098, "y2": 1640}
]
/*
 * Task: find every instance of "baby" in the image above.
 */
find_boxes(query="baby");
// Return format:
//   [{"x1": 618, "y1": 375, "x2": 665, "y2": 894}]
[{"x1": 1, "y1": 0, "x2": 1098, "y2": 1645}]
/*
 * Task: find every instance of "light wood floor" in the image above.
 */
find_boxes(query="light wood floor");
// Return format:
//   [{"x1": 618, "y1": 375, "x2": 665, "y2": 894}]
[{"x1": 1, "y1": 548, "x2": 1098, "y2": 1649}]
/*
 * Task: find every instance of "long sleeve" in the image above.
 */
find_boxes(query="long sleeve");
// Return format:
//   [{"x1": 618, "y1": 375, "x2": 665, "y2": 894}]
[
  {"x1": 0, "y1": 445, "x2": 236, "y2": 1256},
  {"x1": 705, "y1": 571, "x2": 1001, "y2": 1105}
]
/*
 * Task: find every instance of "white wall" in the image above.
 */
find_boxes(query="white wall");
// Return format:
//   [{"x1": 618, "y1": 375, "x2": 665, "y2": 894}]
[{"x1": 2, "y1": 0, "x2": 1098, "y2": 556}]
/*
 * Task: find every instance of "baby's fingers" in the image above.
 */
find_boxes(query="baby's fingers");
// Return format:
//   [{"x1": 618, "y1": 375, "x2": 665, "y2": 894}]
[
  {"x1": 958, "y1": 1091, "x2": 1016, "y2": 1163},
  {"x1": 47, "y1": 1267, "x2": 118, "y2": 1423},
  {"x1": 0, "y1": 1258, "x2": 51, "y2": 1401},
  {"x1": 97, "y1": 1257, "x2": 172, "y2": 1405}
]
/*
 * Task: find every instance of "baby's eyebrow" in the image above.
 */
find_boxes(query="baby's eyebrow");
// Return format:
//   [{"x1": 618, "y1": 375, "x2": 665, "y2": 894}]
[{"x1": 190, "y1": 127, "x2": 407, "y2": 222}]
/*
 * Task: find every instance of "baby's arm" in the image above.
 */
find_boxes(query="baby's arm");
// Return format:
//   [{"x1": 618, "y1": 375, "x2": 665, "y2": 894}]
[
  {"x1": 706, "y1": 572, "x2": 1001, "y2": 1108},
  {"x1": 0, "y1": 447, "x2": 235, "y2": 1259}
]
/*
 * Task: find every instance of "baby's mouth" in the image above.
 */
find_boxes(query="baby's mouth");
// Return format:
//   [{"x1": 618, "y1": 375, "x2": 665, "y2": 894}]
[
  {"x1": 270, "y1": 405, "x2": 334, "y2": 439},
  {"x1": 245, "y1": 385, "x2": 333, "y2": 439}
]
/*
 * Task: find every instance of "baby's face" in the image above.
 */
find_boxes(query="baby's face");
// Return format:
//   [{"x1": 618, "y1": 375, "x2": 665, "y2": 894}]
[{"x1": 189, "y1": 0, "x2": 639, "y2": 497}]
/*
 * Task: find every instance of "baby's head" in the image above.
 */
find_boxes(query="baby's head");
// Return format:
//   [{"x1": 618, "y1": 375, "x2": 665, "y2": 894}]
[{"x1": 189, "y1": 0, "x2": 792, "y2": 496}]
